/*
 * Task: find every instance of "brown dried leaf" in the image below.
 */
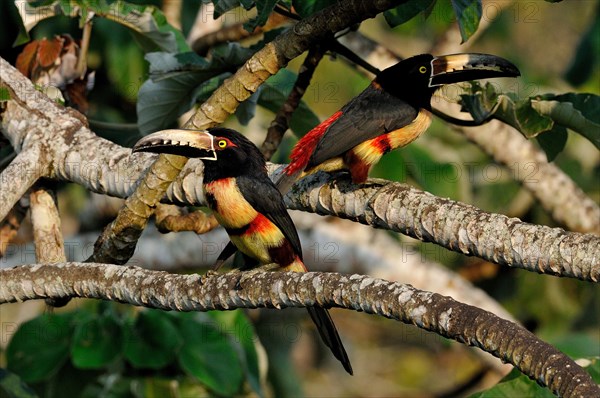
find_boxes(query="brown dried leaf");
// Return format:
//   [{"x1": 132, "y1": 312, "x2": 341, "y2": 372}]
[{"x1": 15, "y1": 41, "x2": 39, "y2": 77}]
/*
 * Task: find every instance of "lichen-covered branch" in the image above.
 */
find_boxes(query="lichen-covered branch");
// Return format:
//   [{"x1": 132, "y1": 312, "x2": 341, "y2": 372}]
[
  {"x1": 0, "y1": 263, "x2": 596, "y2": 398},
  {"x1": 0, "y1": 146, "x2": 48, "y2": 220},
  {"x1": 284, "y1": 172, "x2": 600, "y2": 282},
  {"x1": 29, "y1": 186, "x2": 66, "y2": 263}
]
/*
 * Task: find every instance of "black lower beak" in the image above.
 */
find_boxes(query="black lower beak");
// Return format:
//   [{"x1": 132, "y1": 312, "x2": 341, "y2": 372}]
[
  {"x1": 430, "y1": 53, "x2": 520, "y2": 86},
  {"x1": 132, "y1": 129, "x2": 217, "y2": 160}
]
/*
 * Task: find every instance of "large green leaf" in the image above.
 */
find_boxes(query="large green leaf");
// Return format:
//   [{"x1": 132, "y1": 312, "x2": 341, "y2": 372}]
[
  {"x1": 450, "y1": 0, "x2": 482, "y2": 43},
  {"x1": 207, "y1": 311, "x2": 263, "y2": 397},
  {"x1": 384, "y1": 0, "x2": 436, "y2": 27},
  {"x1": 71, "y1": 314, "x2": 122, "y2": 369},
  {"x1": 122, "y1": 310, "x2": 183, "y2": 369},
  {"x1": 136, "y1": 44, "x2": 255, "y2": 133},
  {"x1": 6, "y1": 313, "x2": 73, "y2": 383},
  {"x1": 178, "y1": 316, "x2": 244, "y2": 396},
  {"x1": 18, "y1": 0, "x2": 188, "y2": 53},
  {"x1": 563, "y1": 2, "x2": 600, "y2": 86}
]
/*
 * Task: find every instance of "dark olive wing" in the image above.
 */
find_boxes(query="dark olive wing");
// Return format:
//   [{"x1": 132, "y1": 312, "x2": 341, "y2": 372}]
[
  {"x1": 307, "y1": 84, "x2": 419, "y2": 168},
  {"x1": 235, "y1": 175, "x2": 303, "y2": 259}
]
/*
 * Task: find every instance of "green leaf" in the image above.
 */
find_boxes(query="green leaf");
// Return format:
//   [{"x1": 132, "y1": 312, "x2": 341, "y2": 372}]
[
  {"x1": 71, "y1": 314, "x2": 122, "y2": 369},
  {"x1": 384, "y1": 0, "x2": 436, "y2": 27},
  {"x1": 451, "y1": 0, "x2": 482, "y2": 43},
  {"x1": 136, "y1": 44, "x2": 257, "y2": 134},
  {"x1": 469, "y1": 368, "x2": 555, "y2": 398},
  {"x1": 0, "y1": 369, "x2": 38, "y2": 398},
  {"x1": 533, "y1": 93, "x2": 600, "y2": 149},
  {"x1": 257, "y1": 69, "x2": 321, "y2": 137},
  {"x1": 292, "y1": 0, "x2": 337, "y2": 18},
  {"x1": 461, "y1": 84, "x2": 600, "y2": 159},
  {"x1": 6, "y1": 313, "x2": 73, "y2": 383},
  {"x1": 535, "y1": 127, "x2": 568, "y2": 161},
  {"x1": 123, "y1": 310, "x2": 183, "y2": 369},
  {"x1": 211, "y1": 0, "x2": 251, "y2": 18},
  {"x1": 178, "y1": 316, "x2": 244, "y2": 396},
  {"x1": 207, "y1": 311, "x2": 263, "y2": 397},
  {"x1": 244, "y1": 0, "x2": 278, "y2": 32},
  {"x1": 235, "y1": 88, "x2": 263, "y2": 126}
]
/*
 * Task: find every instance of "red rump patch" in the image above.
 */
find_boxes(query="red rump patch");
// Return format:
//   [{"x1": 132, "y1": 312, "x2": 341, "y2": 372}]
[
  {"x1": 285, "y1": 111, "x2": 343, "y2": 175},
  {"x1": 371, "y1": 135, "x2": 391, "y2": 154}
]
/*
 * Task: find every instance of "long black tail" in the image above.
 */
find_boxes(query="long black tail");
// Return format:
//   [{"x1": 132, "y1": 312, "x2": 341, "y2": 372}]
[{"x1": 306, "y1": 306, "x2": 353, "y2": 375}]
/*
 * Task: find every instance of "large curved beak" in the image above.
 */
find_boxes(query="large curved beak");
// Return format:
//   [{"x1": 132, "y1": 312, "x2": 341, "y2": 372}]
[
  {"x1": 430, "y1": 53, "x2": 520, "y2": 87},
  {"x1": 132, "y1": 129, "x2": 217, "y2": 160}
]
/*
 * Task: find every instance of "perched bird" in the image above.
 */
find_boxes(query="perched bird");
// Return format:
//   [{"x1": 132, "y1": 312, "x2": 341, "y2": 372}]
[
  {"x1": 277, "y1": 53, "x2": 520, "y2": 192},
  {"x1": 132, "y1": 127, "x2": 353, "y2": 375}
]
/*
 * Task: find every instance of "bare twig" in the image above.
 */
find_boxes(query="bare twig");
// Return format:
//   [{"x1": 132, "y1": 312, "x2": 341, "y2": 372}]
[
  {"x1": 261, "y1": 45, "x2": 326, "y2": 159},
  {"x1": 0, "y1": 263, "x2": 597, "y2": 398}
]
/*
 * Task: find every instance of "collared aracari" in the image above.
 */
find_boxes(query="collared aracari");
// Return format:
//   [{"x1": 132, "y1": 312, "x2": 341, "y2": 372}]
[
  {"x1": 132, "y1": 127, "x2": 353, "y2": 375},
  {"x1": 276, "y1": 53, "x2": 520, "y2": 192}
]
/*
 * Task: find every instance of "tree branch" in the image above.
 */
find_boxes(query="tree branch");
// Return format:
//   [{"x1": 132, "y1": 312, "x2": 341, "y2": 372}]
[
  {"x1": 0, "y1": 146, "x2": 48, "y2": 220},
  {"x1": 0, "y1": 263, "x2": 596, "y2": 398},
  {"x1": 284, "y1": 172, "x2": 600, "y2": 282},
  {"x1": 260, "y1": 45, "x2": 325, "y2": 159}
]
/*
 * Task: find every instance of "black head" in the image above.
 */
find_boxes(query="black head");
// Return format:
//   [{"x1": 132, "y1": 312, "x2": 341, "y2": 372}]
[
  {"x1": 375, "y1": 53, "x2": 520, "y2": 109},
  {"x1": 132, "y1": 127, "x2": 266, "y2": 181}
]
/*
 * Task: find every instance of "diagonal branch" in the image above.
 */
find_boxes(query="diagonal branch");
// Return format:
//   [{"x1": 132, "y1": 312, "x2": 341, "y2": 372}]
[
  {"x1": 0, "y1": 263, "x2": 597, "y2": 398},
  {"x1": 0, "y1": 146, "x2": 48, "y2": 220},
  {"x1": 261, "y1": 45, "x2": 326, "y2": 159}
]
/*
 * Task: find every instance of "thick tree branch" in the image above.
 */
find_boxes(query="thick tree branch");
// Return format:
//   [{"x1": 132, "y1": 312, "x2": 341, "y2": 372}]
[
  {"x1": 0, "y1": 263, "x2": 597, "y2": 398},
  {"x1": 29, "y1": 185, "x2": 66, "y2": 263},
  {"x1": 284, "y1": 172, "x2": 600, "y2": 282}
]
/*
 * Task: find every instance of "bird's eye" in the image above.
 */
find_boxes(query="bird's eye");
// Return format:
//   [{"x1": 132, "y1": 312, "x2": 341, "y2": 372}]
[
  {"x1": 217, "y1": 139, "x2": 227, "y2": 148},
  {"x1": 419, "y1": 66, "x2": 427, "y2": 74}
]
